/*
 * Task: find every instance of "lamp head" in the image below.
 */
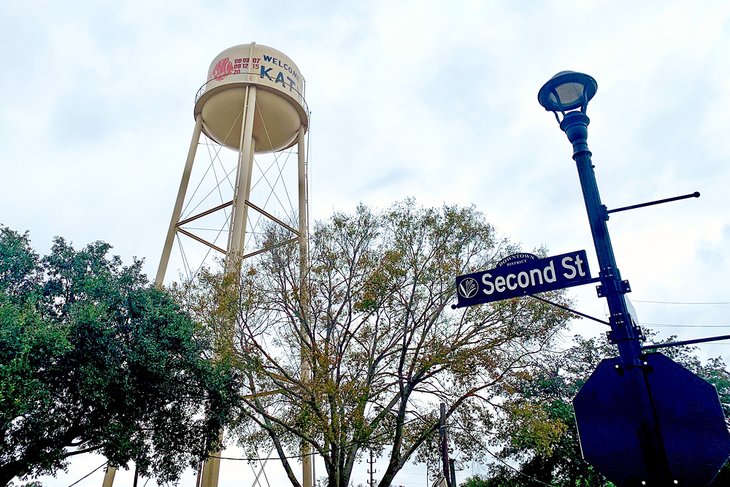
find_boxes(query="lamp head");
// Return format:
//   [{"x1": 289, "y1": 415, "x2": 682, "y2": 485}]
[{"x1": 538, "y1": 71, "x2": 597, "y2": 122}]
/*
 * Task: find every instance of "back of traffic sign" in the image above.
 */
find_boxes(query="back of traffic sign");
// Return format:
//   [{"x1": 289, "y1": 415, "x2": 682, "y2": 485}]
[{"x1": 574, "y1": 353, "x2": 730, "y2": 485}]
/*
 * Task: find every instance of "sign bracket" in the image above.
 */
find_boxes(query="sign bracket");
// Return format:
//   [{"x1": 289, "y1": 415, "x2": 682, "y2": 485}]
[{"x1": 528, "y1": 293, "x2": 609, "y2": 326}]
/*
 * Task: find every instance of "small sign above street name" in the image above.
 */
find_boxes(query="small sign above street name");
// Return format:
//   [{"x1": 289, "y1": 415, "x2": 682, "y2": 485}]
[{"x1": 455, "y1": 250, "x2": 593, "y2": 308}]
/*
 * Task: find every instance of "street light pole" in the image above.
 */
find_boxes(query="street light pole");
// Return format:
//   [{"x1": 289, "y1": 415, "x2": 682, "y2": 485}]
[
  {"x1": 538, "y1": 71, "x2": 645, "y2": 367},
  {"x1": 558, "y1": 110, "x2": 644, "y2": 368},
  {"x1": 538, "y1": 71, "x2": 673, "y2": 483}
]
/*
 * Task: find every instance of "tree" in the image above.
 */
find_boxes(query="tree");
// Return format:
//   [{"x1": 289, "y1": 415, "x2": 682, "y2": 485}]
[
  {"x1": 183, "y1": 201, "x2": 572, "y2": 487},
  {"x1": 0, "y1": 226, "x2": 236, "y2": 486},
  {"x1": 459, "y1": 475, "x2": 514, "y2": 487},
  {"x1": 481, "y1": 335, "x2": 611, "y2": 486},
  {"x1": 484, "y1": 332, "x2": 730, "y2": 486}
]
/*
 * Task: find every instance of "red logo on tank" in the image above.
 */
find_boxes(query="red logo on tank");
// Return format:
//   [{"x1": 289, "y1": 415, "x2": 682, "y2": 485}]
[{"x1": 212, "y1": 57, "x2": 234, "y2": 81}]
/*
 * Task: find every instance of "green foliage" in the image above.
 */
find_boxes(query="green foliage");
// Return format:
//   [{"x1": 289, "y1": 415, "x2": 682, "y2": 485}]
[
  {"x1": 460, "y1": 475, "x2": 520, "y2": 487},
  {"x1": 184, "y1": 201, "x2": 572, "y2": 487},
  {"x1": 0, "y1": 226, "x2": 236, "y2": 486},
  {"x1": 8, "y1": 482, "x2": 43, "y2": 487},
  {"x1": 485, "y1": 335, "x2": 609, "y2": 486},
  {"x1": 460, "y1": 476, "x2": 489, "y2": 487}
]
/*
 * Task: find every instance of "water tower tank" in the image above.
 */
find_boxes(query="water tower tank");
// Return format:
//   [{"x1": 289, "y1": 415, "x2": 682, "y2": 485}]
[{"x1": 194, "y1": 43, "x2": 308, "y2": 153}]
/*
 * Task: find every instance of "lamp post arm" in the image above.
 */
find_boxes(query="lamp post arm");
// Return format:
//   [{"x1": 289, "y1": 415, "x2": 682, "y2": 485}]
[{"x1": 607, "y1": 191, "x2": 700, "y2": 215}]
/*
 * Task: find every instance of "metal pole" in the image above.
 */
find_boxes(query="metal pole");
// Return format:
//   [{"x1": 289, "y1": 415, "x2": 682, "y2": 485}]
[
  {"x1": 226, "y1": 85, "x2": 257, "y2": 274},
  {"x1": 297, "y1": 126, "x2": 313, "y2": 487},
  {"x1": 560, "y1": 110, "x2": 672, "y2": 483},
  {"x1": 439, "y1": 403, "x2": 450, "y2": 487},
  {"x1": 100, "y1": 466, "x2": 116, "y2": 487},
  {"x1": 104, "y1": 114, "x2": 205, "y2": 487},
  {"x1": 195, "y1": 461, "x2": 203, "y2": 487},
  {"x1": 297, "y1": 125, "x2": 308, "y2": 276},
  {"x1": 560, "y1": 111, "x2": 642, "y2": 364},
  {"x1": 156, "y1": 114, "x2": 204, "y2": 286},
  {"x1": 367, "y1": 450, "x2": 376, "y2": 487},
  {"x1": 199, "y1": 441, "x2": 222, "y2": 487},
  {"x1": 199, "y1": 85, "x2": 258, "y2": 487},
  {"x1": 642, "y1": 334, "x2": 730, "y2": 350}
]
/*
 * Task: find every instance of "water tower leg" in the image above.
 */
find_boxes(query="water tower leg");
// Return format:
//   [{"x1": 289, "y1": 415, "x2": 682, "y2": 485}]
[
  {"x1": 156, "y1": 114, "x2": 204, "y2": 286},
  {"x1": 297, "y1": 126, "x2": 308, "y2": 272},
  {"x1": 226, "y1": 85, "x2": 257, "y2": 273},
  {"x1": 101, "y1": 465, "x2": 116, "y2": 487},
  {"x1": 199, "y1": 85, "x2": 258, "y2": 487},
  {"x1": 297, "y1": 126, "x2": 313, "y2": 487},
  {"x1": 200, "y1": 452, "x2": 221, "y2": 487},
  {"x1": 98, "y1": 116, "x2": 205, "y2": 487}
]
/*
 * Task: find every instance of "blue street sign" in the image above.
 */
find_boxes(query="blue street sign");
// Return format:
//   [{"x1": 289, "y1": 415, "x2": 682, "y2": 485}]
[{"x1": 454, "y1": 250, "x2": 593, "y2": 308}]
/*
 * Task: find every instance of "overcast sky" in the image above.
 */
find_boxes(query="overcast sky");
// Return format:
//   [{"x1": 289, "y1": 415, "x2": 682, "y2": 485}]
[{"x1": 2, "y1": 0, "x2": 730, "y2": 486}]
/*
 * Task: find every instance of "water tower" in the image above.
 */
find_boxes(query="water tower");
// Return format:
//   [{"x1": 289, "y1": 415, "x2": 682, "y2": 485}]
[
  {"x1": 157, "y1": 41, "x2": 309, "y2": 284},
  {"x1": 101, "y1": 42, "x2": 311, "y2": 487}
]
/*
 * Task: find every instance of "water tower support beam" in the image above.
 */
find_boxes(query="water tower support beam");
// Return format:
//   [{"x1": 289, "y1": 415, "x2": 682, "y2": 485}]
[
  {"x1": 226, "y1": 85, "x2": 257, "y2": 274},
  {"x1": 101, "y1": 113, "x2": 204, "y2": 487},
  {"x1": 156, "y1": 114, "x2": 204, "y2": 286},
  {"x1": 200, "y1": 84, "x2": 257, "y2": 487},
  {"x1": 297, "y1": 125, "x2": 313, "y2": 487},
  {"x1": 100, "y1": 466, "x2": 116, "y2": 487},
  {"x1": 297, "y1": 126, "x2": 308, "y2": 270}
]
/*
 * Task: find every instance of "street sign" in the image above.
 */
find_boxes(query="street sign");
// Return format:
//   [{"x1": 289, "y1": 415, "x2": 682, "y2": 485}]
[
  {"x1": 454, "y1": 250, "x2": 593, "y2": 308},
  {"x1": 574, "y1": 353, "x2": 730, "y2": 486}
]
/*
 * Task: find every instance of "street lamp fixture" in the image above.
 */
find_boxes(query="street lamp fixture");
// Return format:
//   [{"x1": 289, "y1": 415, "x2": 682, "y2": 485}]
[{"x1": 538, "y1": 70, "x2": 597, "y2": 119}]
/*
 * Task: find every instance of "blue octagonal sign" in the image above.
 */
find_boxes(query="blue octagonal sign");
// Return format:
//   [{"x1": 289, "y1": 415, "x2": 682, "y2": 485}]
[{"x1": 574, "y1": 353, "x2": 730, "y2": 486}]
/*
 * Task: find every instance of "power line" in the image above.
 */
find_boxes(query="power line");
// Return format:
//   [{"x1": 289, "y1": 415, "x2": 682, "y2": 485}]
[
  {"x1": 67, "y1": 462, "x2": 108, "y2": 487},
  {"x1": 480, "y1": 448, "x2": 553, "y2": 486},
  {"x1": 211, "y1": 451, "x2": 315, "y2": 461},
  {"x1": 643, "y1": 322, "x2": 730, "y2": 329},
  {"x1": 448, "y1": 425, "x2": 553, "y2": 486},
  {"x1": 634, "y1": 299, "x2": 730, "y2": 305}
]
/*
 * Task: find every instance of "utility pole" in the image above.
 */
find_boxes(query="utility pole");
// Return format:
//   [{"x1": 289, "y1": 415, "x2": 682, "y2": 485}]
[
  {"x1": 439, "y1": 403, "x2": 451, "y2": 487},
  {"x1": 367, "y1": 449, "x2": 376, "y2": 487}
]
